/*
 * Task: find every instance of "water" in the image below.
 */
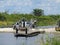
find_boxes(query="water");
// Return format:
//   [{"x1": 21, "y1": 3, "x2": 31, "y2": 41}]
[
  {"x1": 0, "y1": 33, "x2": 59, "y2": 45},
  {"x1": 38, "y1": 26, "x2": 57, "y2": 29}
]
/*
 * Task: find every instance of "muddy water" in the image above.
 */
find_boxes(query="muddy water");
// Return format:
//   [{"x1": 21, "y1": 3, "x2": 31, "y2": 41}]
[{"x1": 0, "y1": 33, "x2": 59, "y2": 45}]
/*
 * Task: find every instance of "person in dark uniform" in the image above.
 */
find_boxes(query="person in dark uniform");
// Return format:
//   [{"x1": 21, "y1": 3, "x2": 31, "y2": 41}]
[
  {"x1": 22, "y1": 19, "x2": 28, "y2": 34},
  {"x1": 22, "y1": 18, "x2": 25, "y2": 27}
]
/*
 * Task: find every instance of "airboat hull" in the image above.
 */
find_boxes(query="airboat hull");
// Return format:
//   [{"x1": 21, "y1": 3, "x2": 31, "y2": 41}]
[{"x1": 14, "y1": 31, "x2": 45, "y2": 37}]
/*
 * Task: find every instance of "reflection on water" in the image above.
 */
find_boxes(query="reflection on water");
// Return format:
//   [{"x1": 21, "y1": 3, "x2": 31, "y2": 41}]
[{"x1": 0, "y1": 33, "x2": 59, "y2": 45}]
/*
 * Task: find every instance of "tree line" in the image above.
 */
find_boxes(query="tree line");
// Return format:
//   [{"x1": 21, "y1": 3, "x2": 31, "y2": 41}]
[{"x1": 0, "y1": 9, "x2": 60, "y2": 26}]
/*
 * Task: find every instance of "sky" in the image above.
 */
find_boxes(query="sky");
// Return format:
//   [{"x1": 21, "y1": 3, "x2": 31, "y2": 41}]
[{"x1": 0, "y1": 0, "x2": 60, "y2": 15}]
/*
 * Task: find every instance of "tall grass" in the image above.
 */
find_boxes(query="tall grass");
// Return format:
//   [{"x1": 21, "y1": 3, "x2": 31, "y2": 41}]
[{"x1": 45, "y1": 36, "x2": 60, "y2": 45}]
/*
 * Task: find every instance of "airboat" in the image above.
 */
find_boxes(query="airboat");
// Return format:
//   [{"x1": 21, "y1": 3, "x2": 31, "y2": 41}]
[{"x1": 13, "y1": 18, "x2": 45, "y2": 37}]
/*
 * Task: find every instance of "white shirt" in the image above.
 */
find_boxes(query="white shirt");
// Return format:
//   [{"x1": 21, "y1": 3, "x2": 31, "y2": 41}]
[{"x1": 16, "y1": 25, "x2": 19, "y2": 29}]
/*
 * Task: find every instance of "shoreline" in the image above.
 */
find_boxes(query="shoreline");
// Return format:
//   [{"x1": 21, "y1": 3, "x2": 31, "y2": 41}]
[{"x1": 0, "y1": 28, "x2": 60, "y2": 33}]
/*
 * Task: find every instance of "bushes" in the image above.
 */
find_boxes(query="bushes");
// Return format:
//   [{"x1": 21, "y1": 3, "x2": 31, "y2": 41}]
[
  {"x1": 36, "y1": 16, "x2": 55, "y2": 26},
  {"x1": 0, "y1": 12, "x2": 60, "y2": 26},
  {"x1": 0, "y1": 14, "x2": 6, "y2": 21}
]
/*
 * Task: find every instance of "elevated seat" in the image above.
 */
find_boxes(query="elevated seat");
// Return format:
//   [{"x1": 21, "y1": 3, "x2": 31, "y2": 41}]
[{"x1": 19, "y1": 27, "x2": 27, "y2": 31}]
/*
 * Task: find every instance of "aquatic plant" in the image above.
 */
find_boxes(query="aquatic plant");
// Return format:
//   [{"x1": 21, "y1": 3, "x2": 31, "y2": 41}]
[{"x1": 45, "y1": 37, "x2": 60, "y2": 45}]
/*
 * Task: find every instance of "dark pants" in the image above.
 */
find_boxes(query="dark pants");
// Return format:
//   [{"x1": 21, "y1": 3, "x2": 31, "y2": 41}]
[
  {"x1": 32, "y1": 24, "x2": 35, "y2": 28},
  {"x1": 26, "y1": 28, "x2": 27, "y2": 34},
  {"x1": 16, "y1": 28, "x2": 18, "y2": 34}
]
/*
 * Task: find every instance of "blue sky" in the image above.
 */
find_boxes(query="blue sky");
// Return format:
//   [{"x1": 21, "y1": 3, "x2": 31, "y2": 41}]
[{"x1": 0, "y1": 0, "x2": 60, "y2": 15}]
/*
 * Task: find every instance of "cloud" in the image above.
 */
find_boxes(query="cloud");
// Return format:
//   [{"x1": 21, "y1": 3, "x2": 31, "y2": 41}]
[
  {"x1": 0, "y1": 0, "x2": 33, "y2": 12},
  {"x1": 50, "y1": 0, "x2": 60, "y2": 3},
  {"x1": 54, "y1": 0, "x2": 60, "y2": 3},
  {"x1": 0, "y1": 0, "x2": 60, "y2": 14},
  {"x1": 6, "y1": 0, "x2": 32, "y2": 6},
  {"x1": 0, "y1": 0, "x2": 33, "y2": 7}
]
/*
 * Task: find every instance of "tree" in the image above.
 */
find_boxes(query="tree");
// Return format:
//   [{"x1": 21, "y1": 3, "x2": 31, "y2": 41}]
[
  {"x1": 0, "y1": 13, "x2": 6, "y2": 21},
  {"x1": 33, "y1": 9, "x2": 44, "y2": 16}
]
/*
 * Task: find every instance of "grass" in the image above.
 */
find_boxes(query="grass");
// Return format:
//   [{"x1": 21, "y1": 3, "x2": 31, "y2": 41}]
[
  {"x1": 45, "y1": 36, "x2": 60, "y2": 45},
  {"x1": 0, "y1": 21, "x2": 15, "y2": 27}
]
